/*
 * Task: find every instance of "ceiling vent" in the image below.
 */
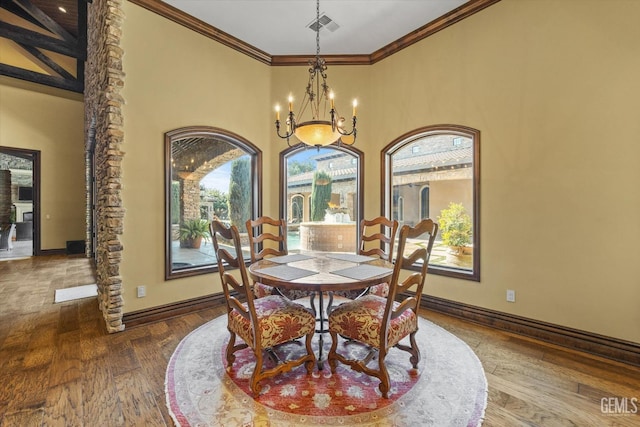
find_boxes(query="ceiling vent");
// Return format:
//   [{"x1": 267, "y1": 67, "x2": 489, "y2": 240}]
[{"x1": 308, "y1": 14, "x2": 339, "y2": 32}]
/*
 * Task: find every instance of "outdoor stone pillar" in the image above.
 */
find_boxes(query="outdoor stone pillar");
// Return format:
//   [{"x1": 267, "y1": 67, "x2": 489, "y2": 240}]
[
  {"x1": 180, "y1": 177, "x2": 201, "y2": 221},
  {"x1": 0, "y1": 170, "x2": 11, "y2": 224}
]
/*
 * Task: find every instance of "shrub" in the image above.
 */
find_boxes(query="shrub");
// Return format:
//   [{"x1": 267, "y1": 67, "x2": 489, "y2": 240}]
[{"x1": 438, "y1": 202, "x2": 472, "y2": 251}]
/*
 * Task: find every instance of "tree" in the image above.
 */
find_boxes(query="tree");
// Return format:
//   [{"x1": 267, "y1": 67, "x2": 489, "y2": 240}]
[
  {"x1": 228, "y1": 158, "x2": 251, "y2": 232},
  {"x1": 310, "y1": 170, "x2": 332, "y2": 221},
  {"x1": 171, "y1": 181, "x2": 180, "y2": 224},
  {"x1": 288, "y1": 160, "x2": 314, "y2": 176},
  {"x1": 208, "y1": 188, "x2": 229, "y2": 219}
]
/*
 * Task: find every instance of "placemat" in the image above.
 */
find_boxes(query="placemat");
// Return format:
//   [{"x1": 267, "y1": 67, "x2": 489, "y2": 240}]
[
  {"x1": 259, "y1": 265, "x2": 317, "y2": 281},
  {"x1": 330, "y1": 264, "x2": 393, "y2": 281},
  {"x1": 326, "y1": 253, "x2": 376, "y2": 263},
  {"x1": 267, "y1": 254, "x2": 314, "y2": 264}
]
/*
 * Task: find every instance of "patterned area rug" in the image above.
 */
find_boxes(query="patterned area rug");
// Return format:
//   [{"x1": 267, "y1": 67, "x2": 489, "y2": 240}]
[{"x1": 166, "y1": 316, "x2": 487, "y2": 426}]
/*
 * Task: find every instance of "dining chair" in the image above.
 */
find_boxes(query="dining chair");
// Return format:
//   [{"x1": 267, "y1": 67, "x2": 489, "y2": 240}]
[
  {"x1": 210, "y1": 220, "x2": 316, "y2": 396},
  {"x1": 246, "y1": 216, "x2": 313, "y2": 300},
  {"x1": 327, "y1": 218, "x2": 438, "y2": 398},
  {"x1": 359, "y1": 216, "x2": 398, "y2": 297},
  {"x1": 326, "y1": 216, "x2": 399, "y2": 308}
]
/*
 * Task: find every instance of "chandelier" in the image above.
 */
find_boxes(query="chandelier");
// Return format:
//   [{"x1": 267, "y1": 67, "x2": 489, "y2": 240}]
[{"x1": 274, "y1": 0, "x2": 357, "y2": 148}]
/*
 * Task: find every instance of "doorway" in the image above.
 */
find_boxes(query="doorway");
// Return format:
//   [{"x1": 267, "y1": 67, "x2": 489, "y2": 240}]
[{"x1": 0, "y1": 147, "x2": 41, "y2": 259}]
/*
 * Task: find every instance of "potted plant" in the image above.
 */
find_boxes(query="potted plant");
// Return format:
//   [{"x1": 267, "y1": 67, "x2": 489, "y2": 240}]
[
  {"x1": 438, "y1": 202, "x2": 472, "y2": 256},
  {"x1": 179, "y1": 219, "x2": 210, "y2": 249}
]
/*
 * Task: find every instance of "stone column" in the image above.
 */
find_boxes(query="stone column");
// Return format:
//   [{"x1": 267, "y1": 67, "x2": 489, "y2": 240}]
[{"x1": 85, "y1": 0, "x2": 126, "y2": 333}]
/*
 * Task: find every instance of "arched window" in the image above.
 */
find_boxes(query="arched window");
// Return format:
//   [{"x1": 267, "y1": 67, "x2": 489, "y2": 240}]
[
  {"x1": 383, "y1": 125, "x2": 480, "y2": 281},
  {"x1": 165, "y1": 126, "x2": 261, "y2": 279},
  {"x1": 281, "y1": 144, "x2": 363, "y2": 252}
]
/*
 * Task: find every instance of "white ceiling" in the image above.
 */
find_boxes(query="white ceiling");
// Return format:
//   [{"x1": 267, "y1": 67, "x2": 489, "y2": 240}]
[{"x1": 163, "y1": 0, "x2": 469, "y2": 56}]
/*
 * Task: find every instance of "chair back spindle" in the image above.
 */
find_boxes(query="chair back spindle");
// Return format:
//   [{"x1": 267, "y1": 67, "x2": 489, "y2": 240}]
[
  {"x1": 246, "y1": 216, "x2": 288, "y2": 262},
  {"x1": 359, "y1": 216, "x2": 399, "y2": 261}
]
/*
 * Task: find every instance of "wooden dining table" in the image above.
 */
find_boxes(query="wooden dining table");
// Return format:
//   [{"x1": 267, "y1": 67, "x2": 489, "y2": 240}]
[{"x1": 248, "y1": 251, "x2": 394, "y2": 368}]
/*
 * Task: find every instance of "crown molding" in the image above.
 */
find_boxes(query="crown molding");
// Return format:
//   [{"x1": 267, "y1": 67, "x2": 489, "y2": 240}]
[
  {"x1": 128, "y1": 0, "x2": 272, "y2": 65},
  {"x1": 369, "y1": 0, "x2": 501, "y2": 64},
  {"x1": 128, "y1": 0, "x2": 501, "y2": 66},
  {"x1": 271, "y1": 54, "x2": 371, "y2": 67}
]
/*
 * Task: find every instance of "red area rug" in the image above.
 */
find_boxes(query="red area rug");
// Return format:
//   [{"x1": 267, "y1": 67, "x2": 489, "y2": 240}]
[{"x1": 166, "y1": 315, "x2": 487, "y2": 426}]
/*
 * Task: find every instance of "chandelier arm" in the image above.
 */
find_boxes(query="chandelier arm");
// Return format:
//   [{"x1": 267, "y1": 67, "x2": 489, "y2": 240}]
[{"x1": 275, "y1": 111, "x2": 297, "y2": 139}]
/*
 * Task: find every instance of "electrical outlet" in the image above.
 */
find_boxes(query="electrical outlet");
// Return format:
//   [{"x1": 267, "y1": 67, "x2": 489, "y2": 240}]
[
  {"x1": 506, "y1": 289, "x2": 515, "y2": 303},
  {"x1": 137, "y1": 286, "x2": 146, "y2": 298}
]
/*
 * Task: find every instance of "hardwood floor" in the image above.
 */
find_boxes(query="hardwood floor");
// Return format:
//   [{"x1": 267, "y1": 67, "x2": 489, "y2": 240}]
[{"x1": 0, "y1": 255, "x2": 638, "y2": 426}]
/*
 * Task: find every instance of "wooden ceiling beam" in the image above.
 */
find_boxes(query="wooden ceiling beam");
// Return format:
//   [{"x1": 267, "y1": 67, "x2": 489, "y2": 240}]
[
  {"x1": 0, "y1": 22, "x2": 83, "y2": 59},
  {"x1": 0, "y1": 0, "x2": 86, "y2": 92},
  {"x1": 11, "y1": 0, "x2": 76, "y2": 43},
  {"x1": 0, "y1": 63, "x2": 82, "y2": 92},
  {"x1": 15, "y1": 42, "x2": 75, "y2": 80}
]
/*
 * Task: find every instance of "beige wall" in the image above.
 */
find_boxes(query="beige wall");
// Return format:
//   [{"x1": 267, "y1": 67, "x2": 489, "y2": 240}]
[
  {"x1": 119, "y1": 3, "x2": 272, "y2": 311},
  {"x1": 119, "y1": 0, "x2": 640, "y2": 343},
  {"x1": 369, "y1": 0, "x2": 640, "y2": 343},
  {"x1": 0, "y1": 77, "x2": 85, "y2": 249}
]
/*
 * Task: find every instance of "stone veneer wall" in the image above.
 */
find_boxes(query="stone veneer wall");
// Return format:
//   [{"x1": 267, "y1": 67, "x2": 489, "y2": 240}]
[{"x1": 85, "y1": 0, "x2": 126, "y2": 332}]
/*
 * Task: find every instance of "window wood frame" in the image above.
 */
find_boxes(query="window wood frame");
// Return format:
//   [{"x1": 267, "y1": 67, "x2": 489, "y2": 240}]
[
  {"x1": 382, "y1": 124, "x2": 480, "y2": 281},
  {"x1": 164, "y1": 126, "x2": 262, "y2": 280}
]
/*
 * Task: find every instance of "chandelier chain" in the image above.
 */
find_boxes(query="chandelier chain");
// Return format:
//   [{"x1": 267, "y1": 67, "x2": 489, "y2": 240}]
[
  {"x1": 316, "y1": 0, "x2": 320, "y2": 59},
  {"x1": 273, "y1": 0, "x2": 357, "y2": 147}
]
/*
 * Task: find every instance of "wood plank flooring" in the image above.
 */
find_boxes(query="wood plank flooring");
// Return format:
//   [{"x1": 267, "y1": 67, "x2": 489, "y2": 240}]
[{"x1": 1, "y1": 255, "x2": 638, "y2": 426}]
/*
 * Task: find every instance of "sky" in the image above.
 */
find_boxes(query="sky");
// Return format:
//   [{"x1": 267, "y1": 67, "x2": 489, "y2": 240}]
[
  {"x1": 200, "y1": 161, "x2": 231, "y2": 192},
  {"x1": 199, "y1": 148, "x2": 331, "y2": 193}
]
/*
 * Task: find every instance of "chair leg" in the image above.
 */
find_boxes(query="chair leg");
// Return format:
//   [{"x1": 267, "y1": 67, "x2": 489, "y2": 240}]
[
  {"x1": 304, "y1": 331, "x2": 315, "y2": 374},
  {"x1": 395, "y1": 329, "x2": 421, "y2": 368},
  {"x1": 408, "y1": 330, "x2": 421, "y2": 368},
  {"x1": 327, "y1": 331, "x2": 339, "y2": 373},
  {"x1": 250, "y1": 350, "x2": 264, "y2": 396},
  {"x1": 226, "y1": 330, "x2": 238, "y2": 365},
  {"x1": 377, "y1": 347, "x2": 391, "y2": 398}
]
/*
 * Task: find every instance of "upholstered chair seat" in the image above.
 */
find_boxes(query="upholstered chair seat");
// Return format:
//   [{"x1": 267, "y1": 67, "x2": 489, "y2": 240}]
[
  {"x1": 228, "y1": 295, "x2": 316, "y2": 350},
  {"x1": 328, "y1": 294, "x2": 417, "y2": 348}
]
